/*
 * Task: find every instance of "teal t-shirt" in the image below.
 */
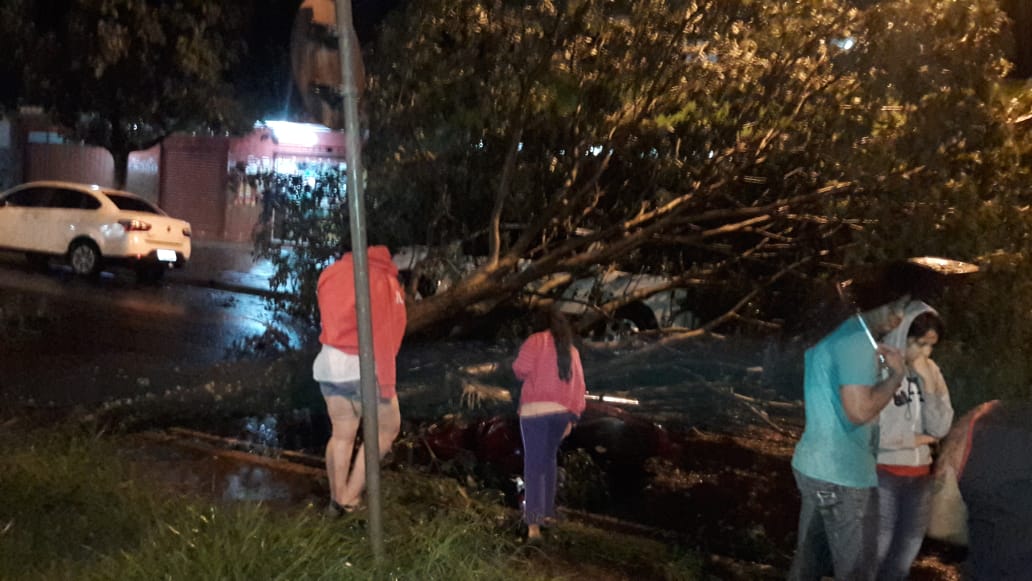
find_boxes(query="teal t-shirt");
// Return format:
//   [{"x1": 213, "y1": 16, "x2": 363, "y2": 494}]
[{"x1": 791, "y1": 317, "x2": 880, "y2": 488}]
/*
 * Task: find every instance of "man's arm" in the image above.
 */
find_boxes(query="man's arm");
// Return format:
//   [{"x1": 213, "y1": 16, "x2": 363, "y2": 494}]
[{"x1": 839, "y1": 345, "x2": 905, "y2": 425}]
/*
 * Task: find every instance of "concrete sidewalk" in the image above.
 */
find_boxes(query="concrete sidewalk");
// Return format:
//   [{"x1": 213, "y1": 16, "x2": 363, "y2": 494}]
[{"x1": 166, "y1": 240, "x2": 278, "y2": 297}]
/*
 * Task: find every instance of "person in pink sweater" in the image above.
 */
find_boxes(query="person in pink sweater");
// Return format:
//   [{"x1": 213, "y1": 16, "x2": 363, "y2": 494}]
[{"x1": 513, "y1": 307, "x2": 587, "y2": 541}]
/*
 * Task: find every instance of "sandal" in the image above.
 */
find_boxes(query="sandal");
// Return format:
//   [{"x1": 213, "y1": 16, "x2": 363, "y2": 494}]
[{"x1": 325, "y1": 500, "x2": 348, "y2": 518}]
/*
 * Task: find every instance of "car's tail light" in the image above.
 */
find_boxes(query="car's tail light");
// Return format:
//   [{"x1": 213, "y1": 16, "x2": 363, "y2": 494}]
[
  {"x1": 182, "y1": 227, "x2": 192, "y2": 238},
  {"x1": 118, "y1": 219, "x2": 151, "y2": 231}
]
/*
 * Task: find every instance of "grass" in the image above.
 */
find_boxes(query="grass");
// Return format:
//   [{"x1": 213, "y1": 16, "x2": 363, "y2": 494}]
[
  {"x1": 0, "y1": 427, "x2": 159, "y2": 578},
  {"x1": 0, "y1": 423, "x2": 703, "y2": 580}
]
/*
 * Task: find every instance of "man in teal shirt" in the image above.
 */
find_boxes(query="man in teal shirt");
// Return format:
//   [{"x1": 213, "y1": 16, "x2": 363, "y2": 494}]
[{"x1": 789, "y1": 295, "x2": 908, "y2": 580}]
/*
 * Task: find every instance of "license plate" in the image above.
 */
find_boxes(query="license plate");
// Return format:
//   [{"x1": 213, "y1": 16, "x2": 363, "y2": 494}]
[{"x1": 157, "y1": 249, "x2": 177, "y2": 262}]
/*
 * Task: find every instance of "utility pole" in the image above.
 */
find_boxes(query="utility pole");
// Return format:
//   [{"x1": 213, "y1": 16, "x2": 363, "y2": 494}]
[{"x1": 334, "y1": 0, "x2": 384, "y2": 561}]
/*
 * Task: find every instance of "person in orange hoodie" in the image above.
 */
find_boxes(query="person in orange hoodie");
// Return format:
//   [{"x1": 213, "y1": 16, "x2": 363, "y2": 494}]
[
  {"x1": 313, "y1": 246, "x2": 407, "y2": 515},
  {"x1": 513, "y1": 307, "x2": 587, "y2": 541}
]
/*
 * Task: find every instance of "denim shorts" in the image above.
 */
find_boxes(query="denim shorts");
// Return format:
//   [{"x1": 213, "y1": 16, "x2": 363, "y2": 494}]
[{"x1": 319, "y1": 380, "x2": 362, "y2": 400}]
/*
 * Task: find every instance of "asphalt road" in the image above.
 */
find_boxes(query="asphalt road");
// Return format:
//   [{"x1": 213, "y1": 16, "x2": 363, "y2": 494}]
[{"x1": 0, "y1": 254, "x2": 286, "y2": 407}]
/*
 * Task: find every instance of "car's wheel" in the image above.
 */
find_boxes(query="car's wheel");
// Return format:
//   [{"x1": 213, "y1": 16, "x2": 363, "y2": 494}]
[
  {"x1": 25, "y1": 252, "x2": 50, "y2": 272},
  {"x1": 67, "y1": 240, "x2": 101, "y2": 277},
  {"x1": 614, "y1": 302, "x2": 659, "y2": 331},
  {"x1": 398, "y1": 269, "x2": 440, "y2": 299},
  {"x1": 136, "y1": 265, "x2": 166, "y2": 284},
  {"x1": 595, "y1": 318, "x2": 641, "y2": 343},
  {"x1": 591, "y1": 302, "x2": 659, "y2": 342}
]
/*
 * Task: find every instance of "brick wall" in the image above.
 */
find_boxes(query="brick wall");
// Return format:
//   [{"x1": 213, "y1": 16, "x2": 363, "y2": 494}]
[
  {"x1": 0, "y1": 119, "x2": 19, "y2": 190},
  {"x1": 25, "y1": 143, "x2": 114, "y2": 186},
  {"x1": 160, "y1": 135, "x2": 229, "y2": 241}
]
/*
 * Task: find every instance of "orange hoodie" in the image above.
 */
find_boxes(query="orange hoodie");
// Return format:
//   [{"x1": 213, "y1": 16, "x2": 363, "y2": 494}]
[{"x1": 317, "y1": 246, "x2": 407, "y2": 398}]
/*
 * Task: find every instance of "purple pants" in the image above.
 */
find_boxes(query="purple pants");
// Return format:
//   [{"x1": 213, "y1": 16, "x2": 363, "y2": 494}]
[{"x1": 520, "y1": 412, "x2": 574, "y2": 526}]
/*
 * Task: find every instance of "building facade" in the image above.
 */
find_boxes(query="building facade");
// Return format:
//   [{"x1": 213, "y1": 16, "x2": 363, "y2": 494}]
[{"x1": 0, "y1": 116, "x2": 348, "y2": 243}]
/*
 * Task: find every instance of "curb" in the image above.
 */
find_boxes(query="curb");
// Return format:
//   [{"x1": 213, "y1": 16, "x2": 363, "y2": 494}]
[{"x1": 166, "y1": 273, "x2": 284, "y2": 300}]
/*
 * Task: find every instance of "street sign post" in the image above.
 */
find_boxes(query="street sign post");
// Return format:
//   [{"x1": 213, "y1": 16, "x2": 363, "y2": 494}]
[{"x1": 332, "y1": 0, "x2": 385, "y2": 562}]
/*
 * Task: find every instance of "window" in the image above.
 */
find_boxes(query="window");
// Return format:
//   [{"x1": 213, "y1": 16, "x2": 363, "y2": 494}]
[
  {"x1": 50, "y1": 188, "x2": 101, "y2": 210},
  {"x1": 3, "y1": 187, "x2": 52, "y2": 207},
  {"x1": 105, "y1": 193, "x2": 161, "y2": 214}
]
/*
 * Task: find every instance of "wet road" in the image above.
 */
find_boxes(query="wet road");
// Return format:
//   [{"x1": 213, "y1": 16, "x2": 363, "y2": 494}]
[{"x1": 0, "y1": 255, "x2": 284, "y2": 407}]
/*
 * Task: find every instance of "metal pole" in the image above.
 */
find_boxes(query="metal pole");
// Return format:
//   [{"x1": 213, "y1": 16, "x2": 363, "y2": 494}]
[{"x1": 334, "y1": 0, "x2": 384, "y2": 561}]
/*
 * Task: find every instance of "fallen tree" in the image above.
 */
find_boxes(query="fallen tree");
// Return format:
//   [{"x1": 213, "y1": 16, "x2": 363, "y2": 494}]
[{"x1": 259, "y1": 0, "x2": 1032, "y2": 342}]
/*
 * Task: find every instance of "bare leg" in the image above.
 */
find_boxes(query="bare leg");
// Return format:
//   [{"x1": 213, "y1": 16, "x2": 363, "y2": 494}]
[
  {"x1": 339, "y1": 397, "x2": 401, "y2": 506},
  {"x1": 324, "y1": 395, "x2": 361, "y2": 505}
]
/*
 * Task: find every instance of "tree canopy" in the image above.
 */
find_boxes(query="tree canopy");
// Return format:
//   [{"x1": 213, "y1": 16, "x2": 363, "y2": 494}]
[
  {"x1": 335, "y1": 0, "x2": 1028, "y2": 337},
  {"x1": 3, "y1": 0, "x2": 253, "y2": 186}
]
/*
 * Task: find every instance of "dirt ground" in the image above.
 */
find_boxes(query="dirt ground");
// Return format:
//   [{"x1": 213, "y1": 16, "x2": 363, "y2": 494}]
[
  {"x1": 388, "y1": 336, "x2": 969, "y2": 578},
  {"x1": 30, "y1": 334, "x2": 968, "y2": 579}
]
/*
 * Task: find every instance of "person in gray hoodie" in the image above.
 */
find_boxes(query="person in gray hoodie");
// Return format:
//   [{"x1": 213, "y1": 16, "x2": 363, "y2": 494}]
[{"x1": 875, "y1": 301, "x2": 953, "y2": 580}]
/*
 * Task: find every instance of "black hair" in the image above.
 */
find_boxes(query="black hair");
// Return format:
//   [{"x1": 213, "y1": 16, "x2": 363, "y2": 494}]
[
  {"x1": 850, "y1": 260, "x2": 950, "y2": 311},
  {"x1": 799, "y1": 261, "x2": 927, "y2": 345},
  {"x1": 909, "y1": 311, "x2": 945, "y2": 341},
  {"x1": 545, "y1": 307, "x2": 574, "y2": 382}
]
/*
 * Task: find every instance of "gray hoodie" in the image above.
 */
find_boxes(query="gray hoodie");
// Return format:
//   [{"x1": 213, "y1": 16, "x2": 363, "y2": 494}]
[{"x1": 876, "y1": 301, "x2": 954, "y2": 467}]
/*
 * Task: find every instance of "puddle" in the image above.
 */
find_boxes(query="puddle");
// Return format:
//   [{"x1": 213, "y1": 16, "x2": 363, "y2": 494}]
[
  {"x1": 104, "y1": 336, "x2": 964, "y2": 576},
  {"x1": 204, "y1": 400, "x2": 793, "y2": 562},
  {"x1": 206, "y1": 397, "x2": 963, "y2": 577},
  {"x1": 120, "y1": 437, "x2": 324, "y2": 507}
]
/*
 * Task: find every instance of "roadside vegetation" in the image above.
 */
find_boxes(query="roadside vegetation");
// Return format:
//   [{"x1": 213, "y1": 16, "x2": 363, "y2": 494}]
[
  {"x1": 1, "y1": 0, "x2": 1028, "y2": 577},
  {"x1": 0, "y1": 423, "x2": 703, "y2": 580},
  {"x1": 245, "y1": 0, "x2": 1032, "y2": 411}
]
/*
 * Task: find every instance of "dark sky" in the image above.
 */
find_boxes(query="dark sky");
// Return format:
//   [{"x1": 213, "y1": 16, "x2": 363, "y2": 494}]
[
  {"x1": 238, "y1": 0, "x2": 406, "y2": 122},
  {"x1": 351, "y1": 0, "x2": 406, "y2": 42},
  {"x1": 6, "y1": 0, "x2": 1027, "y2": 120},
  {"x1": 0, "y1": 0, "x2": 406, "y2": 118},
  {"x1": 1002, "y1": 0, "x2": 1032, "y2": 77}
]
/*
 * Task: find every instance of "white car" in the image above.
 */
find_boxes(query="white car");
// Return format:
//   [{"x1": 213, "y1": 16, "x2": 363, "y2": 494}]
[
  {"x1": 556, "y1": 270, "x2": 698, "y2": 338},
  {"x1": 0, "y1": 180, "x2": 192, "y2": 281},
  {"x1": 393, "y1": 245, "x2": 697, "y2": 340}
]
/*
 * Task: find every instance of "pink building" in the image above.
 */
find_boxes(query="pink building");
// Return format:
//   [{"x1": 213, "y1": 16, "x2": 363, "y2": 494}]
[{"x1": 8, "y1": 118, "x2": 349, "y2": 243}]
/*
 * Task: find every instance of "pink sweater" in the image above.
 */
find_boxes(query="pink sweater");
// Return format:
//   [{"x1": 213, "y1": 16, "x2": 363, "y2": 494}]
[{"x1": 513, "y1": 331, "x2": 586, "y2": 416}]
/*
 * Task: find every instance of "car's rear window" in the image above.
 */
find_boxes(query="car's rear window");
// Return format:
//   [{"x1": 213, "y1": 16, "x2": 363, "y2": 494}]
[{"x1": 105, "y1": 192, "x2": 163, "y2": 215}]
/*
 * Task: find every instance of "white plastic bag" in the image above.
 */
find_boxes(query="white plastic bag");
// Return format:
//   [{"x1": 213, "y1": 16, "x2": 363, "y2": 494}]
[{"x1": 926, "y1": 464, "x2": 968, "y2": 546}]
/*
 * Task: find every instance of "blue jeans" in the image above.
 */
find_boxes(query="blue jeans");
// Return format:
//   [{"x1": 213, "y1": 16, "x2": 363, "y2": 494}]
[
  {"x1": 520, "y1": 412, "x2": 574, "y2": 526},
  {"x1": 789, "y1": 469, "x2": 880, "y2": 581},
  {"x1": 876, "y1": 471, "x2": 932, "y2": 581}
]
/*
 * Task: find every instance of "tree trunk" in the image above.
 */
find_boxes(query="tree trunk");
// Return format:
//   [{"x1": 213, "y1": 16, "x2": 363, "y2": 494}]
[
  {"x1": 403, "y1": 264, "x2": 525, "y2": 335},
  {"x1": 109, "y1": 121, "x2": 131, "y2": 190},
  {"x1": 111, "y1": 148, "x2": 130, "y2": 190},
  {"x1": 405, "y1": 281, "x2": 491, "y2": 335}
]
